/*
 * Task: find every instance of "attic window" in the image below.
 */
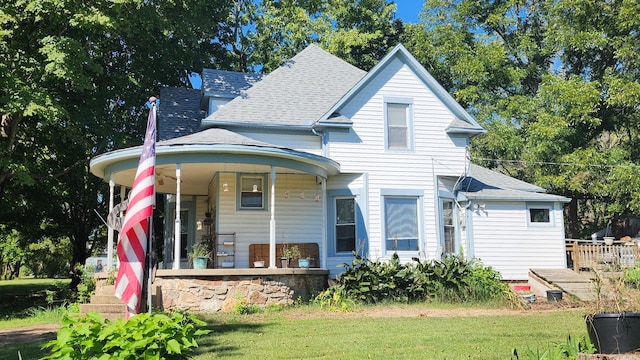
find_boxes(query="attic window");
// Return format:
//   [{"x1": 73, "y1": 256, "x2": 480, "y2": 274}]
[{"x1": 384, "y1": 98, "x2": 413, "y2": 151}]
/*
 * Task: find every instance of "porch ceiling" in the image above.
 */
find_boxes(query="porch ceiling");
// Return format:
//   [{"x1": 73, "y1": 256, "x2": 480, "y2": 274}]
[{"x1": 90, "y1": 144, "x2": 340, "y2": 195}]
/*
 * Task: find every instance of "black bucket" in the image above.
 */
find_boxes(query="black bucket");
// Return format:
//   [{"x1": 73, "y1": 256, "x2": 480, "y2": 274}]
[
  {"x1": 546, "y1": 290, "x2": 563, "y2": 302},
  {"x1": 586, "y1": 312, "x2": 640, "y2": 354}
]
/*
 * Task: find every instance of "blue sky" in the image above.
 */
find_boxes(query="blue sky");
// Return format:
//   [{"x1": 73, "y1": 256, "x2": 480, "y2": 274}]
[{"x1": 395, "y1": 1, "x2": 423, "y2": 24}]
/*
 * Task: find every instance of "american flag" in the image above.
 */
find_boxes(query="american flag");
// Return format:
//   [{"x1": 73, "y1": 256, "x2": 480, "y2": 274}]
[{"x1": 115, "y1": 99, "x2": 156, "y2": 317}]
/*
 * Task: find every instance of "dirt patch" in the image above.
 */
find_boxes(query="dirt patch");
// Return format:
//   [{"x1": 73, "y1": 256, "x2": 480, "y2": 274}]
[
  {"x1": 0, "y1": 324, "x2": 59, "y2": 346},
  {"x1": 279, "y1": 299, "x2": 587, "y2": 320}
]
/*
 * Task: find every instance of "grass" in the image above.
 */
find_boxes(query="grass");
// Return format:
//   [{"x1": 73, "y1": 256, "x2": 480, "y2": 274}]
[
  {"x1": 0, "y1": 278, "x2": 70, "y2": 328},
  {"x1": 191, "y1": 305, "x2": 588, "y2": 360},
  {"x1": 0, "y1": 304, "x2": 589, "y2": 360}
]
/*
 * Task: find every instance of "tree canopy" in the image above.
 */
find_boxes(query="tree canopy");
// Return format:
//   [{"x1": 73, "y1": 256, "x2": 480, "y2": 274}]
[
  {"x1": 0, "y1": 0, "x2": 400, "y2": 279},
  {"x1": 403, "y1": 0, "x2": 640, "y2": 237}
]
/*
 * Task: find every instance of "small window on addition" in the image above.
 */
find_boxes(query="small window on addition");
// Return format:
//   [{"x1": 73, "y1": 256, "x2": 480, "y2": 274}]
[{"x1": 529, "y1": 208, "x2": 550, "y2": 223}]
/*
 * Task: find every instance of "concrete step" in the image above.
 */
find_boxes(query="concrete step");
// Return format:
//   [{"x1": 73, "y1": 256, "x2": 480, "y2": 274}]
[
  {"x1": 95, "y1": 284, "x2": 116, "y2": 296},
  {"x1": 89, "y1": 294, "x2": 123, "y2": 305},
  {"x1": 79, "y1": 303, "x2": 126, "y2": 316}
]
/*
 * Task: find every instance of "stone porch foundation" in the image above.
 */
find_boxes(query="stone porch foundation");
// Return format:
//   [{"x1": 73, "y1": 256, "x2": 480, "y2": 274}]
[{"x1": 152, "y1": 268, "x2": 329, "y2": 313}]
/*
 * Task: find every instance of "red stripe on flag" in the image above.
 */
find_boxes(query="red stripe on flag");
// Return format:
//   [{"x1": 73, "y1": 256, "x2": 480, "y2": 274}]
[{"x1": 115, "y1": 102, "x2": 156, "y2": 317}]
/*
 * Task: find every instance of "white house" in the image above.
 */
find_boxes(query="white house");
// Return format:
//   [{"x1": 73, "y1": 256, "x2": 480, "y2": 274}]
[{"x1": 90, "y1": 44, "x2": 570, "y2": 282}]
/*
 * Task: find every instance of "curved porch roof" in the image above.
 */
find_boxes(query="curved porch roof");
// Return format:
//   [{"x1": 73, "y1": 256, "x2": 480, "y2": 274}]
[{"x1": 90, "y1": 128, "x2": 340, "y2": 195}]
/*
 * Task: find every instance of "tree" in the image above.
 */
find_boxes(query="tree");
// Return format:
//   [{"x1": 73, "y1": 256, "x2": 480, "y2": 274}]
[
  {"x1": 403, "y1": 0, "x2": 640, "y2": 238},
  {"x1": 0, "y1": 0, "x2": 233, "y2": 284},
  {"x1": 226, "y1": 0, "x2": 402, "y2": 73}
]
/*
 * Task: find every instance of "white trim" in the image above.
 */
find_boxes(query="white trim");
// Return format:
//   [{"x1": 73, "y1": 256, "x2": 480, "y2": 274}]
[{"x1": 526, "y1": 202, "x2": 554, "y2": 227}]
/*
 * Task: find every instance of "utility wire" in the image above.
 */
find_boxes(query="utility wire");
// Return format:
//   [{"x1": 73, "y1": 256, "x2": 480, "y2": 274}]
[{"x1": 472, "y1": 158, "x2": 640, "y2": 169}]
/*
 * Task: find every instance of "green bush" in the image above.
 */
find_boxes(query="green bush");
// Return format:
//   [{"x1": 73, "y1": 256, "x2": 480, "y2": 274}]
[
  {"x1": 623, "y1": 265, "x2": 640, "y2": 288},
  {"x1": 41, "y1": 311, "x2": 210, "y2": 359},
  {"x1": 316, "y1": 252, "x2": 509, "y2": 305},
  {"x1": 45, "y1": 264, "x2": 95, "y2": 306}
]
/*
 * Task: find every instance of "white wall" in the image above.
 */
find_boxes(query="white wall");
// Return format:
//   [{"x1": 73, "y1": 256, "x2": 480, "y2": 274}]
[
  {"x1": 469, "y1": 201, "x2": 567, "y2": 280},
  {"x1": 327, "y1": 57, "x2": 469, "y2": 264},
  {"x1": 216, "y1": 172, "x2": 324, "y2": 268},
  {"x1": 236, "y1": 130, "x2": 323, "y2": 156}
]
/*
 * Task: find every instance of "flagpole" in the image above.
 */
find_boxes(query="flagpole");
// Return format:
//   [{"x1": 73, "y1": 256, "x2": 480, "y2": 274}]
[
  {"x1": 147, "y1": 97, "x2": 157, "y2": 315},
  {"x1": 147, "y1": 215, "x2": 154, "y2": 314}
]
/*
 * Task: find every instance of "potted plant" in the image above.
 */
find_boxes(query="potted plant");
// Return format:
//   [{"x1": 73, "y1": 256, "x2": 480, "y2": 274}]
[
  {"x1": 298, "y1": 257, "x2": 311, "y2": 268},
  {"x1": 586, "y1": 266, "x2": 640, "y2": 354},
  {"x1": 281, "y1": 244, "x2": 301, "y2": 268},
  {"x1": 188, "y1": 242, "x2": 210, "y2": 269}
]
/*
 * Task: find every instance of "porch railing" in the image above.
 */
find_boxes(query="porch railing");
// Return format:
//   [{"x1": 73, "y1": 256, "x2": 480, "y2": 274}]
[{"x1": 566, "y1": 239, "x2": 639, "y2": 272}]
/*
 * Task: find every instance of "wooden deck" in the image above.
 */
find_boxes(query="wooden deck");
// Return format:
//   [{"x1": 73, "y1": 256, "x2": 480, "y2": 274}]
[{"x1": 530, "y1": 268, "x2": 596, "y2": 301}]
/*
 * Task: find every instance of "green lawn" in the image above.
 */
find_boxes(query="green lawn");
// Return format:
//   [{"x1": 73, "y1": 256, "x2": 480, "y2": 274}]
[
  {"x1": 191, "y1": 306, "x2": 588, "y2": 360},
  {"x1": 0, "y1": 304, "x2": 590, "y2": 360},
  {"x1": 0, "y1": 278, "x2": 70, "y2": 328}
]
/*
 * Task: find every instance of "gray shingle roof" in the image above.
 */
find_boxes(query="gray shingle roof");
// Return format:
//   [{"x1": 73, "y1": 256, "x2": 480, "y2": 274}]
[
  {"x1": 457, "y1": 164, "x2": 570, "y2": 202},
  {"x1": 204, "y1": 44, "x2": 366, "y2": 127},
  {"x1": 446, "y1": 118, "x2": 485, "y2": 134},
  {"x1": 158, "y1": 128, "x2": 282, "y2": 148},
  {"x1": 158, "y1": 87, "x2": 205, "y2": 141},
  {"x1": 201, "y1": 69, "x2": 262, "y2": 97}
]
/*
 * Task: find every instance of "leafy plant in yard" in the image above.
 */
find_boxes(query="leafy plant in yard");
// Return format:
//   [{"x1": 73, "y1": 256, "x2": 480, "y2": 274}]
[
  {"x1": 316, "y1": 252, "x2": 510, "y2": 305},
  {"x1": 234, "y1": 299, "x2": 262, "y2": 315},
  {"x1": 46, "y1": 264, "x2": 96, "y2": 306},
  {"x1": 623, "y1": 265, "x2": 640, "y2": 288},
  {"x1": 512, "y1": 334, "x2": 595, "y2": 360},
  {"x1": 41, "y1": 311, "x2": 210, "y2": 359},
  {"x1": 314, "y1": 283, "x2": 356, "y2": 312}
]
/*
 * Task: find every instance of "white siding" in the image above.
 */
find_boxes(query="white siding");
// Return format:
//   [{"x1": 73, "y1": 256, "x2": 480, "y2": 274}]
[
  {"x1": 236, "y1": 130, "x2": 322, "y2": 155},
  {"x1": 470, "y1": 201, "x2": 567, "y2": 280},
  {"x1": 216, "y1": 172, "x2": 324, "y2": 268},
  {"x1": 327, "y1": 58, "x2": 469, "y2": 265}
]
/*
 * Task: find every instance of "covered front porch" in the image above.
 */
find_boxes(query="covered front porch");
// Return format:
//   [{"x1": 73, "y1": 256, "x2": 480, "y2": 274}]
[{"x1": 90, "y1": 128, "x2": 340, "y2": 272}]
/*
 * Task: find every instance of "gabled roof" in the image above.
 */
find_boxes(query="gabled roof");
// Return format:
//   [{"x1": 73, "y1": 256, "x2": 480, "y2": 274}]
[
  {"x1": 158, "y1": 87, "x2": 205, "y2": 141},
  {"x1": 457, "y1": 164, "x2": 570, "y2": 202},
  {"x1": 318, "y1": 44, "x2": 486, "y2": 136},
  {"x1": 202, "y1": 44, "x2": 366, "y2": 129}
]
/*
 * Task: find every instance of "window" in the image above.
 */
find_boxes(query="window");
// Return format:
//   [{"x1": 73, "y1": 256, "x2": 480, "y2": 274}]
[
  {"x1": 442, "y1": 200, "x2": 455, "y2": 255},
  {"x1": 386, "y1": 103, "x2": 410, "y2": 149},
  {"x1": 384, "y1": 197, "x2": 419, "y2": 251},
  {"x1": 239, "y1": 175, "x2": 265, "y2": 209},
  {"x1": 335, "y1": 198, "x2": 356, "y2": 253},
  {"x1": 529, "y1": 208, "x2": 550, "y2": 223}
]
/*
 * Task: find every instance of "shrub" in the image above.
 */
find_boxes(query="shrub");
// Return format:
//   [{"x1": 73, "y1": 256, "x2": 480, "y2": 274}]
[
  {"x1": 623, "y1": 265, "x2": 640, "y2": 288},
  {"x1": 316, "y1": 252, "x2": 510, "y2": 305},
  {"x1": 41, "y1": 311, "x2": 210, "y2": 359}
]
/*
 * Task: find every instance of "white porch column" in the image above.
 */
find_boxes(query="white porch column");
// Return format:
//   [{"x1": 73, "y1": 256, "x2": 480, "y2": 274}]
[
  {"x1": 269, "y1": 166, "x2": 277, "y2": 268},
  {"x1": 106, "y1": 176, "x2": 115, "y2": 270},
  {"x1": 173, "y1": 164, "x2": 182, "y2": 269},
  {"x1": 320, "y1": 178, "x2": 327, "y2": 269}
]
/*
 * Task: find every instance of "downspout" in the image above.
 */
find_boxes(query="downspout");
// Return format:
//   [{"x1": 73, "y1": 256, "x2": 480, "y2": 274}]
[
  {"x1": 311, "y1": 126, "x2": 327, "y2": 157},
  {"x1": 312, "y1": 125, "x2": 328, "y2": 268}
]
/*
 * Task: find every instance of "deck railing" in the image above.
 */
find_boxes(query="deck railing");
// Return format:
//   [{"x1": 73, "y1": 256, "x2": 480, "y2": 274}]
[{"x1": 566, "y1": 239, "x2": 639, "y2": 272}]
